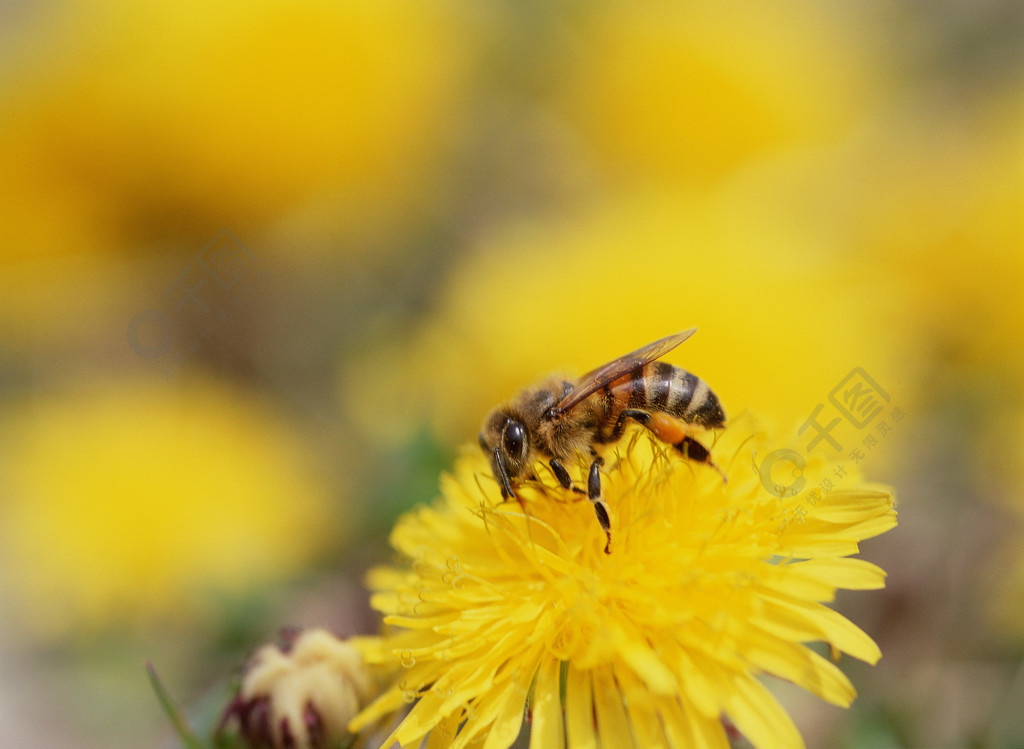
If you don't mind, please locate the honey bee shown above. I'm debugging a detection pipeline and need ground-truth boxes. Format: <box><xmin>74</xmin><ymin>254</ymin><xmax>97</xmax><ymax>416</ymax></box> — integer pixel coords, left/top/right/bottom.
<box><xmin>479</xmin><ymin>329</ymin><xmax>725</xmax><ymax>553</ymax></box>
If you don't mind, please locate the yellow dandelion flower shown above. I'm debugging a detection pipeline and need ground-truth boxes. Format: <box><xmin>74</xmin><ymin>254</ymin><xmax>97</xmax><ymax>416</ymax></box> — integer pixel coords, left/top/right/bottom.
<box><xmin>350</xmin><ymin>421</ymin><xmax>896</xmax><ymax>748</ymax></box>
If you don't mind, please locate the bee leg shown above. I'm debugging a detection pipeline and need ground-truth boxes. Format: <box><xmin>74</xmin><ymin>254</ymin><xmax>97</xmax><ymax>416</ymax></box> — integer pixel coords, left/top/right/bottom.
<box><xmin>632</xmin><ymin>411</ymin><xmax>728</xmax><ymax>484</ymax></box>
<box><xmin>549</xmin><ymin>459</ymin><xmax>588</xmax><ymax>504</ymax></box>
<box><xmin>610</xmin><ymin>409</ymin><xmax>652</xmax><ymax>441</ymax></box>
<box><xmin>549</xmin><ymin>458</ymin><xmax>574</xmax><ymax>490</ymax></box>
<box><xmin>587</xmin><ymin>457</ymin><xmax>613</xmax><ymax>554</ymax></box>
<box><xmin>675</xmin><ymin>436</ymin><xmax>727</xmax><ymax>483</ymax></box>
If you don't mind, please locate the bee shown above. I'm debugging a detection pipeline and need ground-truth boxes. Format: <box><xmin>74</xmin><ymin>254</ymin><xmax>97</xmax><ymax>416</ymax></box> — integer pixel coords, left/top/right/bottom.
<box><xmin>479</xmin><ymin>329</ymin><xmax>725</xmax><ymax>553</ymax></box>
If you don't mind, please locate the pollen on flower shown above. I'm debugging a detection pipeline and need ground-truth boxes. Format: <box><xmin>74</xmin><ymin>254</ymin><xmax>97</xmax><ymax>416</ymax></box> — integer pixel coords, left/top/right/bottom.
<box><xmin>225</xmin><ymin>628</ymin><xmax>378</xmax><ymax>749</ymax></box>
<box><xmin>350</xmin><ymin>418</ymin><xmax>896</xmax><ymax>749</ymax></box>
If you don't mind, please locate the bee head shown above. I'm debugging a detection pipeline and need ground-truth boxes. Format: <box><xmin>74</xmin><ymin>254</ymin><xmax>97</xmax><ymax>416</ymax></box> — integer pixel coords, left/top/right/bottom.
<box><xmin>479</xmin><ymin>409</ymin><xmax>531</xmax><ymax>498</ymax></box>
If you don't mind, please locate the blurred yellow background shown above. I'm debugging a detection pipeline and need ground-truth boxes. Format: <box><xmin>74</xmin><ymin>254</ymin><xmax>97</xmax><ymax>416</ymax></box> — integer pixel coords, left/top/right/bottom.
<box><xmin>0</xmin><ymin>1</ymin><xmax>1020</xmax><ymax>747</ymax></box>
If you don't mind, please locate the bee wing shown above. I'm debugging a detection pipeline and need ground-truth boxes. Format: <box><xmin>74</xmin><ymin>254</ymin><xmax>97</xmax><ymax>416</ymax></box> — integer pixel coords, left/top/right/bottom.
<box><xmin>551</xmin><ymin>329</ymin><xmax>697</xmax><ymax>414</ymax></box>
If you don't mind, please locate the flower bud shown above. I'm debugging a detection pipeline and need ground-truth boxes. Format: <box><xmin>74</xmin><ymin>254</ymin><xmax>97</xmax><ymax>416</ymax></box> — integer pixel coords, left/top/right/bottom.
<box><xmin>226</xmin><ymin>628</ymin><xmax>377</xmax><ymax>748</ymax></box>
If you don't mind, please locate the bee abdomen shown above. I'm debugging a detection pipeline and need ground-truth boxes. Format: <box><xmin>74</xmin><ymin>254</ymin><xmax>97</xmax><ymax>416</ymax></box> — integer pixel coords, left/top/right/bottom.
<box><xmin>600</xmin><ymin>362</ymin><xmax>725</xmax><ymax>441</ymax></box>
<box><xmin>652</xmin><ymin>362</ymin><xmax>725</xmax><ymax>427</ymax></box>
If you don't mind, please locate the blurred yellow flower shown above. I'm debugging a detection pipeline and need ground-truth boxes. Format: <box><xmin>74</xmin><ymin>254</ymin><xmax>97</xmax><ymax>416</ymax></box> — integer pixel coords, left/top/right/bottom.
<box><xmin>351</xmin><ymin>422</ymin><xmax>896</xmax><ymax>748</ymax></box>
<box><xmin>0</xmin><ymin>0</ymin><xmax>480</xmax><ymax>356</ymax></box>
<box><xmin>878</xmin><ymin>96</ymin><xmax>1024</xmax><ymax>385</ymax></box>
<box><xmin>738</xmin><ymin>82</ymin><xmax>1024</xmax><ymax>391</ymax></box>
<box><xmin>0</xmin><ymin>0</ymin><xmax>474</xmax><ymax>262</ymax></box>
<box><xmin>0</xmin><ymin>377</ymin><xmax>341</xmax><ymax>641</ymax></box>
<box><xmin>551</xmin><ymin>0</ymin><xmax>888</xmax><ymax>186</ymax></box>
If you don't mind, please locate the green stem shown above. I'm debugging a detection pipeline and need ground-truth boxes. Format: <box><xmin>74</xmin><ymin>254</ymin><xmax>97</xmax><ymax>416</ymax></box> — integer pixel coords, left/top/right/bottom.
<box><xmin>146</xmin><ymin>661</ymin><xmax>207</xmax><ymax>749</ymax></box>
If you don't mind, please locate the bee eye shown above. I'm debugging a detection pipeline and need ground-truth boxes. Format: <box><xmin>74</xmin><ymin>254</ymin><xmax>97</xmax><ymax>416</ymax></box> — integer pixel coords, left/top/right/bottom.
<box><xmin>502</xmin><ymin>420</ymin><xmax>527</xmax><ymax>460</ymax></box>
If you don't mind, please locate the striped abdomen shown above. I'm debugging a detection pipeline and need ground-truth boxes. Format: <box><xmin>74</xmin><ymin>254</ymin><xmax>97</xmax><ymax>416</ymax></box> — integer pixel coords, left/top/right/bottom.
<box><xmin>596</xmin><ymin>361</ymin><xmax>725</xmax><ymax>442</ymax></box>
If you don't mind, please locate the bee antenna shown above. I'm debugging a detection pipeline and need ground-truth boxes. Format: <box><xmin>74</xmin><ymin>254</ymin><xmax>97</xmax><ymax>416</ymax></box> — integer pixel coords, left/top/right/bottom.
<box><xmin>492</xmin><ymin>448</ymin><xmax>516</xmax><ymax>500</ymax></box>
